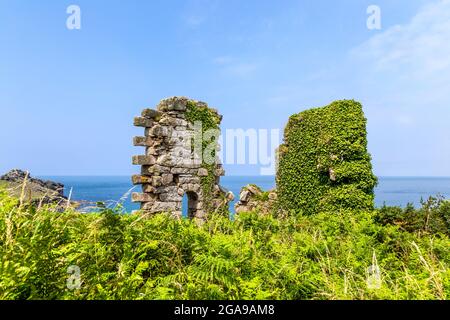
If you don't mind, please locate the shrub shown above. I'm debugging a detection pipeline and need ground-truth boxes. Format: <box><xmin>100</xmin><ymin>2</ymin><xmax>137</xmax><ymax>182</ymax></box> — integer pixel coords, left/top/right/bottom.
<box><xmin>0</xmin><ymin>190</ymin><xmax>448</xmax><ymax>300</ymax></box>
<box><xmin>377</xmin><ymin>196</ymin><xmax>450</xmax><ymax>236</ymax></box>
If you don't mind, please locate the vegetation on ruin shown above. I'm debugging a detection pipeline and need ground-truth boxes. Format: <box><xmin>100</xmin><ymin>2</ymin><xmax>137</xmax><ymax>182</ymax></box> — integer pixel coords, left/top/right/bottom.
<box><xmin>185</xmin><ymin>101</ymin><xmax>226</xmax><ymax>214</ymax></box>
<box><xmin>1</xmin><ymin>188</ymin><xmax>449</xmax><ymax>300</ymax></box>
<box><xmin>277</xmin><ymin>100</ymin><xmax>378</xmax><ymax>215</ymax></box>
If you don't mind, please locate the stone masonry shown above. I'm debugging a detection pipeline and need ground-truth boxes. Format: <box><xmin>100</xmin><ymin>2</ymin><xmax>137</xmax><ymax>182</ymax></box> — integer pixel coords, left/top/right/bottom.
<box><xmin>131</xmin><ymin>97</ymin><xmax>233</xmax><ymax>220</ymax></box>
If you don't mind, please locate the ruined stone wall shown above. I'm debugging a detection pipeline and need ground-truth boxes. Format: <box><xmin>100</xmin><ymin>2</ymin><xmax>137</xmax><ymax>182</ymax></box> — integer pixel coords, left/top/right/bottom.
<box><xmin>131</xmin><ymin>97</ymin><xmax>233</xmax><ymax>221</ymax></box>
<box><xmin>234</xmin><ymin>184</ymin><xmax>277</xmax><ymax>215</ymax></box>
<box><xmin>276</xmin><ymin>100</ymin><xmax>377</xmax><ymax>215</ymax></box>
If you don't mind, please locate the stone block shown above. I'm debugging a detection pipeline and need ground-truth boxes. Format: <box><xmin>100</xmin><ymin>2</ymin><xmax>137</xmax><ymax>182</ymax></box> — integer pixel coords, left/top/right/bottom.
<box><xmin>159</xmin><ymin>116</ymin><xmax>188</xmax><ymax>127</ymax></box>
<box><xmin>134</xmin><ymin>117</ymin><xmax>154</xmax><ymax>128</ymax></box>
<box><xmin>157</xmin><ymin>154</ymin><xmax>173</xmax><ymax>166</ymax></box>
<box><xmin>142</xmin><ymin>184</ymin><xmax>156</xmax><ymax>193</ymax></box>
<box><xmin>170</xmin><ymin>167</ymin><xmax>198</xmax><ymax>175</ymax></box>
<box><xmin>151</xmin><ymin>176</ymin><xmax>161</xmax><ymax>187</ymax></box>
<box><xmin>159</xmin><ymin>193</ymin><xmax>182</xmax><ymax>202</ymax></box>
<box><xmin>133</xmin><ymin>136</ymin><xmax>154</xmax><ymax>147</ymax></box>
<box><xmin>215</xmin><ymin>167</ymin><xmax>225</xmax><ymax>177</ymax></box>
<box><xmin>141</xmin><ymin>108</ymin><xmax>162</xmax><ymax>120</ymax></box>
<box><xmin>132</xmin><ymin>175</ymin><xmax>152</xmax><ymax>185</ymax></box>
<box><xmin>161</xmin><ymin>173</ymin><xmax>173</xmax><ymax>186</ymax></box>
<box><xmin>132</xmin><ymin>192</ymin><xmax>156</xmax><ymax>203</ymax></box>
<box><xmin>178</xmin><ymin>175</ymin><xmax>200</xmax><ymax>184</ymax></box>
<box><xmin>146</xmin><ymin>145</ymin><xmax>165</xmax><ymax>156</ymax></box>
<box><xmin>148</xmin><ymin>125</ymin><xmax>170</xmax><ymax>137</ymax></box>
<box><xmin>246</xmin><ymin>185</ymin><xmax>262</xmax><ymax>195</ymax></box>
<box><xmin>182</xmin><ymin>183</ymin><xmax>200</xmax><ymax>193</ymax></box>
<box><xmin>132</xmin><ymin>155</ymin><xmax>156</xmax><ymax>165</ymax></box>
<box><xmin>240</xmin><ymin>190</ymin><xmax>250</xmax><ymax>202</ymax></box>
<box><xmin>142</xmin><ymin>201</ymin><xmax>178</xmax><ymax>212</ymax></box>
<box><xmin>158</xmin><ymin>97</ymin><xmax>187</xmax><ymax>112</ymax></box>
<box><xmin>141</xmin><ymin>165</ymin><xmax>170</xmax><ymax>175</ymax></box>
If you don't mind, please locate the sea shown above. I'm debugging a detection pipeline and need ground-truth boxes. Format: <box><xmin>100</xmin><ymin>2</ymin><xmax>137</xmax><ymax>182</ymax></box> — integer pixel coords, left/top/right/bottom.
<box><xmin>39</xmin><ymin>176</ymin><xmax>450</xmax><ymax>213</ymax></box>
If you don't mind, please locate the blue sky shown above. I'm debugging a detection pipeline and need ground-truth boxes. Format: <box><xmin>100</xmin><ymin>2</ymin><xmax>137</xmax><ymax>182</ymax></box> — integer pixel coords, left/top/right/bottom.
<box><xmin>1</xmin><ymin>0</ymin><xmax>449</xmax><ymax>176</ymax></box>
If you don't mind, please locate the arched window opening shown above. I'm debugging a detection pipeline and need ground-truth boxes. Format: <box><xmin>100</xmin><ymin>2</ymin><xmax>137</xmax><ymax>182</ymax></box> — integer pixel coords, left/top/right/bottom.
<box><xmin>181</xmin><ymin>191</ymin><xmax>198</xmax><ymax>219</ymax></box>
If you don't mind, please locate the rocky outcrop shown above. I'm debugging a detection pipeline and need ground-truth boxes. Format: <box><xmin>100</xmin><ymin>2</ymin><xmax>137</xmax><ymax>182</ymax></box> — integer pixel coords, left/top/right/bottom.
<box><xmin>0</xmin><ymin>169</ymin><xmax>72</xmax><ymax>207</ymax></box>
<box><xmin>234</xmin><ymin>184</ymin><xmax>277</xmax><ymax>215</ymax></box>
<box><xmin>131</xmin><ymin>97</ymin><xmax>233</xmax><ymax>220</ymax></box>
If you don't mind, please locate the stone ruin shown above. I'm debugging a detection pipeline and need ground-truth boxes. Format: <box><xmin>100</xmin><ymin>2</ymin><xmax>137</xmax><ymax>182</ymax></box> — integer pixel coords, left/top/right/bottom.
<box><xmin>131</xmin><ymin>97</ymin><xmax>234</xmax><ymax>221</ymax></box>
<box><xmin>131</xmin><ymin>98</ymin><xmax>375</xmax><ymax>219</ymax></box>
<box><xmin>234</xmin><ymin>184</ymin><xmax>277</xmax><ymax>215</ymax></box>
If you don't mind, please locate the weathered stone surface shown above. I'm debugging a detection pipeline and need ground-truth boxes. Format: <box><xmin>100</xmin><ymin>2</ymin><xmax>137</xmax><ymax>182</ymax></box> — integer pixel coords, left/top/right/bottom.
<box><xmin>246</xmin><ymin>184</ymin><xmax>262</xmax><ymax>195</ymax></box>
<box><xmin>240</xmin><ymin>190</ymin><xmax>250</xmax><ymax>202</ymax></box>
<box><xmin>170</xmin><ymin>167</ymin><xmax>198</xmax><ymax>175</ymax></box>
<box><xmin>142</xmin><ymin>201</ymin><xmax>179</xmax><ymax>212</ymax></box>
<box><xmin>131</xmin><ymin>192</ymin><xmax>157</xmax><ymax>203</ymax></box>
<box><xmin>155</xmin><ymin>185</ymin><xmax>179</xmax><ymax>195</ymax></box>
<box><xmin>159</xmin><ymin>192</ymin><xmax>182</xmax><ymax>202</ymax></box>
<box><xmin>156</xmin><ymin>154</ymin><xmax>173</xmax><ymax>166</ymax></box>
<box><xmin>184</xmin><ymin>183</ymin><xmax>201</xmax><ymax>193</ymax></box>
<box><xmin>133</xmin><ymin>136</ymin><xmax>154</xmax><ymax>147</ymax></box>
<box><xmin>161</xmin><ymin>173</ymin><xmax>173</xmax><ymax>186</ymax></box>
<box><xmin>132</xmin><ymin>97</ymin><xmax>232</xmax><ymax>220</ymax></box>
<box><xmin>134</xmin><ymin>117</ymin><xmax>154</xmax><ymax>128</ymax></box>
<box><xmin>234</xmin><ymin>184</ymin><xmax>276</xmax><ymax>216</ymax></box>
<box><xmin>146</xmin><ymin>146</ymin><xmax>164</xmax><ymax>156</ymax></box>
<box><xmin>215</xmin><ymin>167</ymin><xmax>225</xmax><ymax>176</ymax></box>
<box><xmin>152</xmin><ymin>176</ymin><xmax>162</xmax><ymax>187</ymax></box>
<box><xmin>141</xmin><ymin>108</ymin><xmax>162</xmax><ymax>120</ymax></box>
<box><xmin>131</xmin><ymin>175</ymin><xmax>152</xmax><ymax>185</ymax></box>
<box><xmin>159</xmin><ymin>116</ymin><xmax>187</xmax><ymax>127</ymax></box>
<box><xmin>157</xmin><ymin>96</ymin><xmax>188</xmax><ymax>112</ymax></box>
<box><xmin>178</xmin><ymin>175</ymin><xmax>200</xmax><ymax>184</ymax></box>
<box><xmin>132</xmin><ymin>155</ymin><xmax>156</xmax><ymax>165</ymax></box>
<box><xmin>142</xmin><ymin>184</ymin><xmax>156</xmax><ymax>193</ymax></box>
<box><xmin>141</xmin><ymin>165</ymin><xmax>171</xmax><ymax>175</ymax></box>
<box><xmin>147</xmin><ymin>125</ymin><xmax>170</xmax><ymax>137</ymax></box>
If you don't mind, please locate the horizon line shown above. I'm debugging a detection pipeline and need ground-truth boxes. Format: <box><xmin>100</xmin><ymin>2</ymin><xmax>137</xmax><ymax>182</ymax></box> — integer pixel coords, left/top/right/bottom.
<box><xmin>35</xmin><ymin>175</ymin><xmax>450</xmax><ymax>178</ymax></box>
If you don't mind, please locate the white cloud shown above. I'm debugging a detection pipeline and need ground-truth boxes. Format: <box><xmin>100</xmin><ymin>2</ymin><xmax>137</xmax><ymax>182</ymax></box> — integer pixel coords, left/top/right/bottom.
<box><xmin>350</xmin><ymin>0</ymin><xmax>450</xmax><ymax>175</ymax></box>
<box><xmin>353</xmin><ymin>0</ymin><xmax>450</xmax><ymax>82</ymax></box>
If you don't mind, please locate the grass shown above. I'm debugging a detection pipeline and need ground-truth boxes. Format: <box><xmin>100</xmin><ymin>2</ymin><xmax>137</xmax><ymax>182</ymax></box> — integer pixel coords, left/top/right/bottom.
<box><xmin>0</xmin><ymin>186</ymin><xmax>449</xmax><ymax>300</ymax></box>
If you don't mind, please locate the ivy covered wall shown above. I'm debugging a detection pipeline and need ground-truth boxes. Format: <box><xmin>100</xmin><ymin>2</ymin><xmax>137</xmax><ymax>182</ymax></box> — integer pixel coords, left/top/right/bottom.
<box><xmin>185</xmin><ymin>100</ymin><xmax>227</xmax><ymax>215</ymax></box>
<box><xmin>276</xmin><ymin>100</ymin><xmax>377</xmax><ymax>215</ymax></box>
